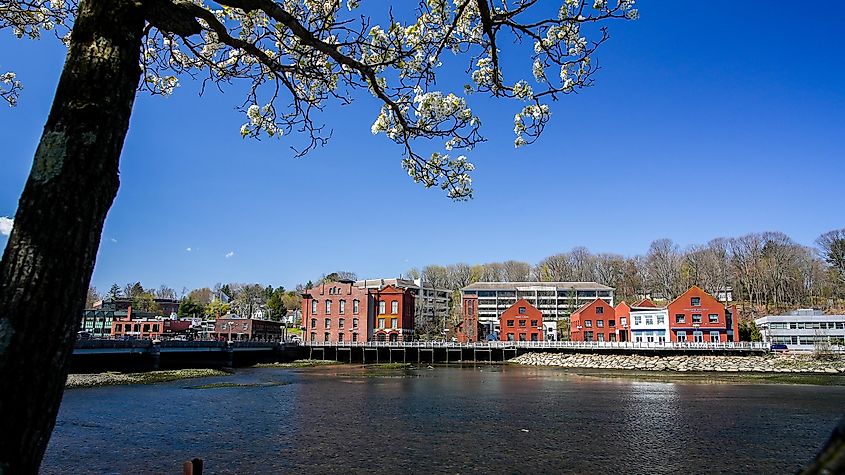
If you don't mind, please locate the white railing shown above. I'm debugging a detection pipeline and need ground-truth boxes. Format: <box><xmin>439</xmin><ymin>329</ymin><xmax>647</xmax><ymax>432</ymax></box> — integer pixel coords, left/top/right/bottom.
<box><xmin>300</xmin><ymin>341</ymin><xmax>770</xmax><ymax>351</ymax></box>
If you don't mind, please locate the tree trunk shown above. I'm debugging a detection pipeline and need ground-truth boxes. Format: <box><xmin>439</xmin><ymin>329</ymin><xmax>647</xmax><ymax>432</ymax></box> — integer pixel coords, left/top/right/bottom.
<box><xmin>0</xmin><ymin>0</ymin><xmax>144</xmax><ymax>471</ymax></box>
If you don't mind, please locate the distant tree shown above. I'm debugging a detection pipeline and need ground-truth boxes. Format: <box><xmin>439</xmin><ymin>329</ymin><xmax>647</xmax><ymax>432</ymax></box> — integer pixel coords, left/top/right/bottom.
<box><xmin>187</xmin><ymin>287</ymin><xmax>214</xmax><ymax>306</ymax></box>
<box><xmin>282</xmin><ymin>291</ymin><xmax>301</xmax><ymax>313</ymax></box>
<box><xmin>131</xmin><ymin>292</ymin><xmax>162</xmax><ymax>314</ymax></box>
<box><xmin>85</xmin><ymin>286</ymin><xmax>100</xmax><ymax>308</ymax></box>
<box><xmin>266</xmin><ymin>287</ymin><xmax>287</xmax><ymax>320</ymax></box>
<box><xmin>177</xmin><ymin>299</ymin><xmax>204</xmax><ymax>319</ymax></box>
<box><xmin>107</xmin><ymin>283</ymin><xmax>122</xmax><ymax>299</ymax></box>
<box><xmin>305</xmin><ymin>281</ymin><xmax>314</xmax><ymax>290</ymax></box>
<box><xmin>206</xmin><ymin>300</ymin><xmax>232</xmax><ymax>318</ymax></box>
<box><xmin>501</xmin><ymin>260</ymin><xmax>531</xmax><ymax>282</ymax></box>
<box><xmin>156</xmin><ymin>285</ymin><xmax>176</xmax><ymax>300</ymax></box>
<box><xmin>124</xmin><ymin>282</ymin><xmax>145</xmax><ymax>300</ymax></box>
<box><xmin>817</xmin><ymin>228</ymin><xmax>845</xmax><ymax>286</ymax></box>
<box><xmin>322</xmin><ymin>271</ymin><xmax>357</xmax><ymax>283</ymax></box>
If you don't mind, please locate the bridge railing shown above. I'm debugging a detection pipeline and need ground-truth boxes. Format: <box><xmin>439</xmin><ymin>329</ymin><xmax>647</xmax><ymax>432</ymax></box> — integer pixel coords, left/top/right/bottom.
<box><xmin>299</xmin><ymin>341</ymin><xmax>769</xmax><ymax>351</ymax></box>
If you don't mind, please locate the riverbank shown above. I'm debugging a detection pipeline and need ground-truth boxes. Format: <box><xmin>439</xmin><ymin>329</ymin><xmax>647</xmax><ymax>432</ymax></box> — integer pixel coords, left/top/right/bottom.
<box><xmin>510</xmin><ymin>352</ymin><xmax>845</xmax><ymax>374</ymax></box>
<box><xmin>65</xmin><ymin>369</ymin><xmax>229</xmax><ymax>389</ymax></box>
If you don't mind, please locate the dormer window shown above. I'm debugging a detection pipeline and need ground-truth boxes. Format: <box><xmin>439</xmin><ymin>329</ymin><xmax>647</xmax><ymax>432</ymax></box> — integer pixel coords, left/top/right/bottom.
<box><xmin>691</xmin><ymin>297</ymin><xmax>701</xmax><ymax>306</ymax></box>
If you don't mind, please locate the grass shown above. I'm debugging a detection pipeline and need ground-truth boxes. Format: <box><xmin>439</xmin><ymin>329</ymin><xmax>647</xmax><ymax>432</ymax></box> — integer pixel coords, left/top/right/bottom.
<box><xmin>66</xmin><ymin>368</ymin><xmax>230</xmax><ymax>389</ymax></box>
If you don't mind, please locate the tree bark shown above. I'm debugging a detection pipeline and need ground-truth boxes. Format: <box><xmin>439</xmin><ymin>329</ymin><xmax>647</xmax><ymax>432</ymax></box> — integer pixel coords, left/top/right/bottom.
<box><xmin>0</xmin><ymin>0</ymin><xmax>144</xmax><ymax>471</ymax></box>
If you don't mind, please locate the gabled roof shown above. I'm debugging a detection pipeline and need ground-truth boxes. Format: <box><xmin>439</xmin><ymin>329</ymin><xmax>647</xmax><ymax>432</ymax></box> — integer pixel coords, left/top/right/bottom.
<box><xmin>633</xmin><ymin>298</ymin><xmax>657</xmax><ymax>308</ymax></box>
<box><xmin>665</xmin><ymin>286</ymin><xmax>719</xmax><ymax>308</ymax></box>
<box><xmin>571</xmin><ymin>298</ymin><xmax>612</xmax><ymax>316</ymax></box>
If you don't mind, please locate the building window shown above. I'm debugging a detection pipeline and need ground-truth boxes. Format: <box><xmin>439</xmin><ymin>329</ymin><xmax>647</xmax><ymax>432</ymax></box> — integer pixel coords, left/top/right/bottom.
<box><xmin>677</xmin><ymin>331</ymin><xmax>687</xmax><ymax>342</ymax></box>
<box><xmin>519</xmin><ymin>333</ymin><xmax>527</xmax><ymax>341</ymax></box>
<box><xmin>352</xmin><ymin>333</ymin><xmax>358</xmax><ymax>342</ymax></box>
<box><xmin>620</xmin><ymin>317</ymin><xmax>627</xmax><ymax>326</ymax></box>
<box><xmin>338</xmin><ymin>333</ymin><xmax>344</xmax><ymax>342</ymax></box>
<box><xmin>143</xmin><ymin>324</ymin><xmax>150</xmax><ymax>332</ymax></box>
<box><xmin>339</xmin><ymin>300</ymin><xmax>346</xmax><ymax>314</ymax></box>
<box><xmin>324</xmin><ymin>332</ymin><xmax>330</xmax><ymax>342</ymax></box>
<box><xmin>596</xmin><ymin>306</ymin><xmax>604</xmax><ymax>315</ymax></box>
<box><xmin>634</xmin><ymin>316</ymin><xmax>642</xmax><ymax>325</ymax></box>
<box><xmin>692</xmin><ymin>314</ymin><xmax>702</xmax><ymax>324</ymax></box>
<box><xmin>531</xmin><ymin>320</ymin><xmax>538</xmax><ymax>327</ymax></box>
<box><xmin>507</xmin><ymin>320</ymin><xmax>515</xmax><ymax>327</ymax></box>
<box><xmin>325</xmin><ymin>318</ymin><xmax>331</xmax><ymax>329</ymax></box>
<box><xmin>597</xmin><ymin>333</ymin><xmax>605</xmax><ymax>342</ymax></box>
<box><xmin>310</xmin><ymin>318</ymin><xmax>316</xmax><ymax>329</ymax></box>
<box><xmin>710</xmin><ymin>331</ymin><xmax>720</xmax><ymax>342</ymax></box>
<box><xmin>312</xmin><ymin>300</ymin><xmax>318</xmax><ymax>314</ymax></box>
<box><xmin>691</xmin><ymin>297</ymin><xmax>701</xmax><ymax>307</ymax></box>
<box><xmin>675</xmin><ymin>314</ymin><xmax>685</xmax><ymax>324</ymax></box>
<box><xmin>609</xmin><ymin>320</ymin><xmax>616</xmax><ymax>327</ymax></box>
<box><xmin>391</xmin><ymin>301</ymin><xmax>398</xmax><ymax>314</ymax></box>
<box><xmin>519</xmin><ymin>307</ymin><xmax>526</xmax><ymax>314</ymax></box>
<box><xmin>693</xmin><ymin>331</ymin><xmax>704</xmax><ymax>343</ymax></box>
<box><xmin>657</xmin><ymin>315</ymin><xmax>665</xmax><ymax>324</ymax></box>
<box><xmin>708</xmin><ymin>314</ymin><xmax>719</xmax><ymax>323</ymax></box>
<box><xmin>339</xmin><ymin>318</ymin><xmax>345</xmax><ymax>329</ymax></box>
<box><xmin>115</xmin><ymin>324</ymin><xmax>122</xmax><ymax>332</ymax></box>
<box><xmin>325</xmin><ymin>300</ymin><xmax>332</xmax><ymax>314</ymax></box>
<box><xmin>585</xmin><ymin>320</ymin><xmax>592</xmax><ymax>328</ymax></box>
<box><xmin>645</xmin><ymin>317</ymin><xmax>653</xmax><ymax>325</ymax></box>
<box><xmin>353</xmin><ymin>299</ymin><xmax>360</xmax><ymax>314</ymax></box>
<box><xmin>152</xmin><ymin>324</ymin><xmax>159</xmax><ymax>332</ymax></box>
<box><xmin>585</xmin><ymin>331</ymin><xmax>594</xmax><ymax>342</ymax></box>
<box><xmin>391</xmin><ymin>318</ymin><xmax>398</xmax><ymax>329</ymax></box>
<box><xmin>379</xmin><ymin>301</ymin><xmax>385</xmax><ymax>314</ymax></box>
<box><xmin>519</xmin><ymin>320</ymin><xmax>526</xmax><ymax>327</ymax></box>
<box><xmin>353</xmin><ymin>318</ymin><xmax>359</xmax><ymax>329</ymax></box>
<box><xmin>597</xmin><ymin>320</ymin><xmax>604</xmax><ymax>328</ymax></box>
<box><xmin>378</xmin><ymin>318</ymin><xmax>385</xmax><ymax>329</ymax></box>
<box><xmin>310</xmin><ymin>332</ymin><xmax>316</xmax><ymax>342</ymax></box>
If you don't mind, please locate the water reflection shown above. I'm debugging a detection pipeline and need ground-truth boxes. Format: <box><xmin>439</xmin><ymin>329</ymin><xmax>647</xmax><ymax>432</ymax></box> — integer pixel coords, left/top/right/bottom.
<box><xmin>43</xmin><ymin>366</ymin><xmax>845</xmax><ymax>474</ymax></box>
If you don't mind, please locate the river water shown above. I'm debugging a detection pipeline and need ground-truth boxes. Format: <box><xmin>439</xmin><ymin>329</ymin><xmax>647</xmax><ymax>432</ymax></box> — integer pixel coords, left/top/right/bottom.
<box><xmin>43</xmin><ymin>366</ymin><xmax>845</xmax><ymax>474</ymax></box>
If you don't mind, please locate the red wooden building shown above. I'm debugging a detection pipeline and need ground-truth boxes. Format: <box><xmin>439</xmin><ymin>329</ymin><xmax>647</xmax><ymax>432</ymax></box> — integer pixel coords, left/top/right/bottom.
<box><xmin>666</xmin><ymin>286</ymin><xmax>738</xmax><ymax>343</ymax></box>
<box><xmin>499</xmin><ymin>299</ymin><xmax>544</xmax><ymax>342</ymax></box>
<box><xmin>569</xmin><ymin>299</ymin><xmax>617</xmax><ymax>342</ymax></box>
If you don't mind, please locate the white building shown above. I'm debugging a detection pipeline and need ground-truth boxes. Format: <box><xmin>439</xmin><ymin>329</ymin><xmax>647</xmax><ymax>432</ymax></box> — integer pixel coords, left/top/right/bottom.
<box><xmin>628</xmin><ymin>307</ymin><xmax>670</xmax><ymax>344</ymax></box>
<box><xmin>755</xmin><ymin>309</ymin><xmax>845</xmax><ymax>352</ymax></box>
<box><xmin>461</xmin><ymin>281</ymin><xmax>614</xmax><ymax>340</ymax></box>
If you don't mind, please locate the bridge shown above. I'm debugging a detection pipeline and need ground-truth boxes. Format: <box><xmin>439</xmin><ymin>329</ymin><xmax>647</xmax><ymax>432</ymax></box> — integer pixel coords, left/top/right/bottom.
<box><xmin>72</xmin><ymin>340</ymin><xmax>303</xmax><ymax>371</ymax></box>
<box><xmin>301</xmin><ymin>341</ymin><xmax>770</xmax><ymax>364</ymax></box>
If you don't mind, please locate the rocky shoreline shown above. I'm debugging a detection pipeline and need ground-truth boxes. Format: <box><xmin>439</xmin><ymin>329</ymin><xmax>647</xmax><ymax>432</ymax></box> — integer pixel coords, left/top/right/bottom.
<box><xmin>509</xmin><ymin>352</ymin><xmax>845</xmax><ymax>374</ymax></box>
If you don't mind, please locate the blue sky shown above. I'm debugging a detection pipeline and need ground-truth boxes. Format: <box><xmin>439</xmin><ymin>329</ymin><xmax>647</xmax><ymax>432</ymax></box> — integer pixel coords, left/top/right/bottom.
<box><xmin>1</xmin><ymin>2</ymin><xmax>844</xmax><ymax>292</ymax></box>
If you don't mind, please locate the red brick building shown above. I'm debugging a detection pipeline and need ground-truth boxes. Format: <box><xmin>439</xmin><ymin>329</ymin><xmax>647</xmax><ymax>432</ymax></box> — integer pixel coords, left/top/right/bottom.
<box><xmin>301</xmin><ymin>280</ymin><xmax>370</xmax><ymax>343</ymax></box>
<box><xmin>666</xmin><ymin>286</ymin><xmax>739</xmax><ymax>343</ymax></box>
<box><xmin>369</xmin><ymin>284</ymin><xmax>415</xmax><ymax>341</ymax></box>
<box><xmin>569</xmin><ymin>299</ymin><xmax>617</xmax><ymax>342</ymax></box>
<box><xmin>211</xmin><ymin>316</ymin><xmax>284</xmax><ymax>341</ymax></box>
<box><xmin>499</xmin><ymin>299</ymin><xmax>544</xmax><ymax>342</ymax></box>
<box><xmin>111</xmin><ymin>313</ymin><xmax>192</xmax><ymax>340</ymax></box>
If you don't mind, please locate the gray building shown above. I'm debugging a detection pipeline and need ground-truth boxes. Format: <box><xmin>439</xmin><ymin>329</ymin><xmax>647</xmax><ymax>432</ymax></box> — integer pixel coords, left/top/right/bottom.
<box><xmin>461</xmin><ymin>281</ymin><xmax>614</xmax><ymax>339</ymax></box>
<box><xmin>755</xmin><ymin>309</ymin><xmax>845</xmax><ymax>351</ymax></box>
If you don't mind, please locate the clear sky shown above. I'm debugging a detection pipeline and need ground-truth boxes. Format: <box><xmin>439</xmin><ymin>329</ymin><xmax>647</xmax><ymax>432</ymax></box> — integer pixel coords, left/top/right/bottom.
<box><xmin>1</xmin><ymin>2</ymin><xmax>844</xmax><ymax>292</ymax></box>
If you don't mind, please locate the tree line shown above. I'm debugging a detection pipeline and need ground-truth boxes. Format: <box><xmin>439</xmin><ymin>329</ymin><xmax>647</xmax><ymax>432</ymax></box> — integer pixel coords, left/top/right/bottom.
<box><xmin>406</xmin><ymin>228</ymin><xmax>845</xmax><ymax>317</ymax></box>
